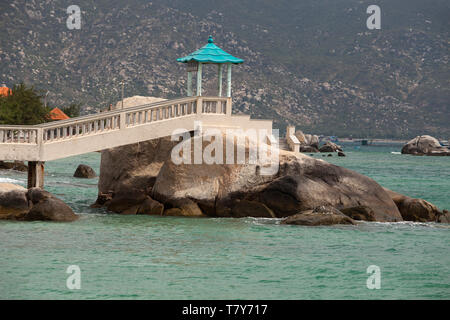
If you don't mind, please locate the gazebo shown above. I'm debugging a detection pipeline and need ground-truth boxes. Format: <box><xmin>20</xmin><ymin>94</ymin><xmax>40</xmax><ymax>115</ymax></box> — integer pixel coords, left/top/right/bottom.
<box><xmin>177</xmin><ymin>36</ymin><xmax>244</xmax><ymax>97</ymax></box>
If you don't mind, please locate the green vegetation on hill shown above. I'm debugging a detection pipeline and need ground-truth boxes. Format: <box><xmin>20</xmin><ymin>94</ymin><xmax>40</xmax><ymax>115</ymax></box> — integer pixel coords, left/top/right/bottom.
<box><xmin>0</xmin><ymin>0</ymin><xmax>448</xmax><ymax>138</ymax></box>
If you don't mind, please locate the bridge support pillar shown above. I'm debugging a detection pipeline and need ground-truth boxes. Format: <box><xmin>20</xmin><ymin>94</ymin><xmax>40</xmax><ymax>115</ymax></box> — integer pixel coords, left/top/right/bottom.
<box><xmin>27</xmin><ymin>161</ymin><xmax>45</xmax><ymax>189</ymax></box>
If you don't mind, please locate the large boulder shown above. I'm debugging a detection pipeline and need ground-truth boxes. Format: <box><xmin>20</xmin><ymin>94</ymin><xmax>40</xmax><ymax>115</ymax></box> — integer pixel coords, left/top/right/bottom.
<box><xmin>401</xmin><ymin>135</ymin><xmax>450</xmax><ymax>156</ymax></box>
<box><xmin>281</xmin><ymin>206</ymin><xmax>355</xmax><ymax>226</ymax></box>
<box><xmin>150</xmin><ymin>134</ymin><xmax>402</xmax><ymax>221</ymax></box>
<box><xmin>94</xmin><ymin>136</ymin><xmax>178</xmax><ymax>214</ymax></box>
<box><xmin>97</xmin><ymin>136</ymin><xmax>179</xmax><ymax>198</ymax></box>
<box><xmin>73</xmin><ymin>164</ymin><xmax>97</xmax><ymax>178</ymax></box>
<box><xmin>0</xmin><ymin>184</ymin><xmax>78</xmax><ymax>222</ymax></box>
<box><xmin>384</xmin><ymin>188</ymin><xmax>446</xmax><ymax>222</ymax></box>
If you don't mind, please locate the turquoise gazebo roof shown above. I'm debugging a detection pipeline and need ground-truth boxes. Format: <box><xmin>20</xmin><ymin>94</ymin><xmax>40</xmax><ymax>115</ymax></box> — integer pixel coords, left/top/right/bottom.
<box><xmin>177</xmin><ymin>36</ymin><xmax>244</xmax><ymax>64</ymax></box>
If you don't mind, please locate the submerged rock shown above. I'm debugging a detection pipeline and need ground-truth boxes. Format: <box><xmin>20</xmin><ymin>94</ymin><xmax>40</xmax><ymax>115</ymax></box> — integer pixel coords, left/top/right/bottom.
<box><xmin>0</xmin><ymin>184</ymin><xmax>78</xmax><ymax>222</ymax></box>
<box><xmin>401</xmin><ymin>135</ymin><xmax>450</xmax><ymax>156</ymax></box>
<box><xmin>73</xmin><ymin>164</ymin><xmax>97</xmax><ymax>178</ymax></box>
<box><xmin>281</xmin><ymin>206</ymin><xmax>355</xmax><ymax>226</ymax></box>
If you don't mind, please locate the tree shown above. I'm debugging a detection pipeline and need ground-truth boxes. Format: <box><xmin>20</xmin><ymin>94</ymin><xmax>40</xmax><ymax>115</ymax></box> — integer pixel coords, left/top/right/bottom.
<box><xmin>61</xmin><ymin>103</ymin><xmax>81</xmax><ymax>118</ymax></box>
<box><xmin>0</xmin><ymin>83</ymin><xmax>50</xmax><ymax>125</ymax></box>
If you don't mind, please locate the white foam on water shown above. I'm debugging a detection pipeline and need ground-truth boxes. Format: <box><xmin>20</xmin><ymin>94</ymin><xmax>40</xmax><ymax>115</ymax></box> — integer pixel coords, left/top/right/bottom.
<box><xmin>0</xmin><ymin>177</ymin><xmax>24</xmax><ymax>184</ymax></box>
<box><xmin>391</xmin><ymin>152</ymin><xmax>401</xmax><ymax>154</ymax></box>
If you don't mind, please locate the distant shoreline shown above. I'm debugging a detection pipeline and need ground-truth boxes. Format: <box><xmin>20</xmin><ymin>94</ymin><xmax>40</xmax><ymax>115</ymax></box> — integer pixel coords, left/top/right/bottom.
<box><xmin>338</xmin><ymin>138</ymin><xmax>407</xmax><ymax>144</ymax></box>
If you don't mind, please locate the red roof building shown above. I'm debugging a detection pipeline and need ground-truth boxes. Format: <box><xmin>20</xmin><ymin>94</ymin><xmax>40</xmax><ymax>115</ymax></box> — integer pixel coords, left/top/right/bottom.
<box><xmin>0</xmin><ymin>86</ymin><xmax>11</xmax><ymax>97</ymax></box>
<box><xmin>49</xmin><ymin>107</ymin><xmax>70</xmax><ymax>120</ymax></box>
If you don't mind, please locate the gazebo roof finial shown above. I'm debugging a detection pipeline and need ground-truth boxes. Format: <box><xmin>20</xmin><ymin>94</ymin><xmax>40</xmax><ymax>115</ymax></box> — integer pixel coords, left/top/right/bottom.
<box><xmin>208</xmin><ymin>35</ymin><xmax>214</xmax><ymax>43</ymax></box>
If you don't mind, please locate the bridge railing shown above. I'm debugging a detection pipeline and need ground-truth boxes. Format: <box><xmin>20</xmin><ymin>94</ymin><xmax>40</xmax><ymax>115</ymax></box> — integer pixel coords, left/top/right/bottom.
<box><xmin>0</xmin><ymin>96</ymin><xmax>231</xmax><ymax>145</ymax></box>
<box><xmin>0</xmin><ymin>125</ymin><xmax>40</xmax><ymax>144</ymax></box>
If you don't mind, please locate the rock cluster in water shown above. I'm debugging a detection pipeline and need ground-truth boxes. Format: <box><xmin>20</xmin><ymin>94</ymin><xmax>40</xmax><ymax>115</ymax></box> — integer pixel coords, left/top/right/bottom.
<box><xmin>94</xmin><ymin>134</ymin><xmax>449</xmax><ymax>225</ymax></box>
<box><xmin>295</xmin><ymin>130</ymin><xmax>320</xmax><ymax>153</ymax></box>
<box><xmin>0</xmin><ymin>161</ymin><xmax>28</xmax><ymax>172</ymax></box>
<box><xmin>0</xmin><ymin>183</ymin><xmax>78</xmax><ymax>222</ymax></box>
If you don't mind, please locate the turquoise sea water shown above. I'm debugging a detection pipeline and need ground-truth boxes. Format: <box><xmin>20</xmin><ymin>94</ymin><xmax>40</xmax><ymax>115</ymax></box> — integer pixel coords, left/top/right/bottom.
<box><xmin>0</xmin><ymin>144</ymin><xmax>449</xmax><ymax>299</ymax></box>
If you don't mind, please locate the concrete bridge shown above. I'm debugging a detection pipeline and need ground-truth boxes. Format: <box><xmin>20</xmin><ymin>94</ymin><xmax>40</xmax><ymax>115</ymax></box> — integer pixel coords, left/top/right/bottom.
<box><xmin>0</xmin><ymin>96</ymin><xmax>276</xmax><ymax>188</ymax></box>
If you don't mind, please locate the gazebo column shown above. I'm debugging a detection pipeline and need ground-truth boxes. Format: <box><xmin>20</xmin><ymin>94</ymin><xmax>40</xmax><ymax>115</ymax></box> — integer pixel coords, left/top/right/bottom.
<box><xmin>197</xmin><ymin>62</ymin><xmax>203</xmax><ymax>96</ymax></box>
<box><xmin>187</xmin><ymin>71</ymin><xmax>193</xmax><ymax>96</ymax></box>
<box><xmin>226</xmin><ymin>63</ymin><xmax>232</xmax><ymax>97</ymax></box>
<box><xmin>217</xmin><ymin>64</ymin><xmax>223</xmax><ymax>97</ymax></box>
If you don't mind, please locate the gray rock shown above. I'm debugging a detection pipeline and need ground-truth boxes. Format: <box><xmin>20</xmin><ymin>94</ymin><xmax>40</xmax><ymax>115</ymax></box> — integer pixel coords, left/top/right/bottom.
<box><xmin>73</xmin><ymin>164</ymin><xmax>97</xmax><ymax>178</ymax></box>
<box><xmin>0</xmin><ymin>184</ymin><xmax>78</xmax><ymax>222</ymax></box>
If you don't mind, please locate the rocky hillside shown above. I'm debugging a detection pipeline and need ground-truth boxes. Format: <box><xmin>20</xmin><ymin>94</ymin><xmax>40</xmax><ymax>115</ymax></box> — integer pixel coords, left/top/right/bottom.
<box><xmin>0</xmin><ymin>0</ymin><xmax>449</xmax><ymax>138</ymax></box>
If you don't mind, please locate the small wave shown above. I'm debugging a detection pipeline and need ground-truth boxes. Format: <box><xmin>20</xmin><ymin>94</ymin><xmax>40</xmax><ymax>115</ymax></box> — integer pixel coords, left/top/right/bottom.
<box><xmin>363</xmin><ymin>220</ymin><xmax>449</xmax><ymax>229</ymax></box>
<box><xmin>0</xmin><ymin>177</ymin><xmax>24</xmax><ymax>184</ymax></box>
<box><xmin>391</xmin><ymin>152</ymin><xmax>401</xmax><ymax>154</ymax></box>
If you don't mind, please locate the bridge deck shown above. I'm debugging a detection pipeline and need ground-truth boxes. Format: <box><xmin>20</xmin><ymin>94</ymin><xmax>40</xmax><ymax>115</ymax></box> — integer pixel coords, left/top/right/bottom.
<box><xmin>0</xmin><ymin>96</ymin><xmax>273</xmax><ymax>162</ymax></box>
